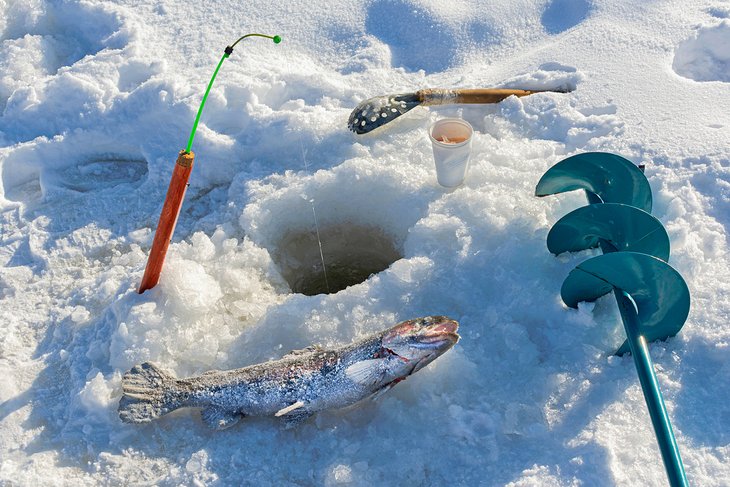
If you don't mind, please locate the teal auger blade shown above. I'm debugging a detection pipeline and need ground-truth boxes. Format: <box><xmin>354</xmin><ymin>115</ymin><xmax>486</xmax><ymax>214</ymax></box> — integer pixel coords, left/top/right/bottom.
<box><xmin>535</xmin><ymin>152</ymin><xmax>652</xmax><ymax>212</ymax></box>
<box><xmin>561</xmin><ymin>252</ymin><xmax>690</xmax><ymax>355</ymax></box>
<box><xmin>547</xmin><ymin>203</ymin><xmax>670</xmax><ymax>261</ymax></box>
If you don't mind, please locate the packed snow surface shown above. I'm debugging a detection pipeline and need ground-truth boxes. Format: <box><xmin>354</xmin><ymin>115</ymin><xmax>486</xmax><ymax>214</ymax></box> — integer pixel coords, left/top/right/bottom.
<box><xmin>1</xmin><ymin>0</ymin><xmax>729</xmax><ymax>485</ymax></box>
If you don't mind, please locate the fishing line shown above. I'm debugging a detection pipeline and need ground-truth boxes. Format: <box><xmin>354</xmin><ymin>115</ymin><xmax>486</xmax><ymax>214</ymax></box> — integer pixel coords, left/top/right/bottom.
<box><xmin>298</xmin><ymin>134</ymin><xmax>331</xmax><ymax>294</ymax></box>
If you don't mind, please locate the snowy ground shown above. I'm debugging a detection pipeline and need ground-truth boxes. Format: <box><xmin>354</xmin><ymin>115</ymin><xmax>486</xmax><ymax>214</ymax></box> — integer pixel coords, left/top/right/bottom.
<box><xmin>1</xmin><ymin>0</ymin><xmax>729</xmax><ymax>485</ymax></box>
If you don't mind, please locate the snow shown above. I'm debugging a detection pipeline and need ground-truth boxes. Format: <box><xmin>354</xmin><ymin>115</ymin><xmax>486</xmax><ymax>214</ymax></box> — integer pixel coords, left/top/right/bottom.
<box><xmin>673</xmin><ymin>20</ymin><xmax>730</xmax><ymax>83</ymax></box>
<box><xmin>1</xmin><ymin>0</ymin><xmax>729</xmax><ymax>485</ymax></box>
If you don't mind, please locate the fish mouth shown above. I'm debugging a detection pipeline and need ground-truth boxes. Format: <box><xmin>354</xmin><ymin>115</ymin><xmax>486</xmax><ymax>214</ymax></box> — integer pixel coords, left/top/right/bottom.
<box><xmin>421</xmin><ymin>318</ymin><xmax>460</xmax><ymax>344</ymax></box>
<box><xmin>382</xmin><ymin>317</ymin><xmax>460</xmax><ymax>354</ymax></box>
<box><xmin>412</xmin><ymin>317</ymin><xmax>459</xmax><ymax>350</ymax></box>
<box><xmin>380</xmin><ymin>317</ymin><xmax>459</xmax><ymax>375</ymax></box>
<box><xmin>383</xmin><ymin>316</ymin><xmax>460</xmax><ymax>346</ymax></box>
<box><xmin>408</xmin><ymin>319</ymin><xmax>458</xmax><ymax>373</ymax></box>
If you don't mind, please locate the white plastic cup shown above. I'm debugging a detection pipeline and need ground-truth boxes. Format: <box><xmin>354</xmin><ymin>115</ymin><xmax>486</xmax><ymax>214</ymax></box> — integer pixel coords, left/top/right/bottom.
<box><xmin>429</xmin><ymin>118</ymin><xmax>474</xmax><ymax>188</ymax></box>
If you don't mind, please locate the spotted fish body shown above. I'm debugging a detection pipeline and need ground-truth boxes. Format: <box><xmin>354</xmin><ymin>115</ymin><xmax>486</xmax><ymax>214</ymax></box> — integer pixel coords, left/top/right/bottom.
<box><xmin>118</xmin><ymin>316</ymin><xmax>460</xmax><ymax>429</ymax></box>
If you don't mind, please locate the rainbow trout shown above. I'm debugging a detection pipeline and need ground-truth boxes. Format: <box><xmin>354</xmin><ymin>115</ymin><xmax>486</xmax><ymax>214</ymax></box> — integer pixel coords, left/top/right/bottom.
<box><xmin>118</xmin><ymin>316</ymin><xmax>459</xmax><ymax>429</ymax></box>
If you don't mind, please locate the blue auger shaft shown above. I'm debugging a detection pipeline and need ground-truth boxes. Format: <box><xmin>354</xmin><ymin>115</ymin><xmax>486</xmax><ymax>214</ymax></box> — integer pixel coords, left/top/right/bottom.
<box><xmin>615</xmin><ymin>290</ymin><xmax>688</xmax><ymax>486</ymax></box>
<box><xmin>586</xmin><ymin>193</ymin><xmax>689</xmax><ymax>487</ymax></box>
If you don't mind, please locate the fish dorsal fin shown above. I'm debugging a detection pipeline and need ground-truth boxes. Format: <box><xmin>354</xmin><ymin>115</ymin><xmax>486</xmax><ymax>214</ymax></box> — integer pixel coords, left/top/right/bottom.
<box><xmin>283</xmin><ymin>345</ymin><xmax>322</xmax><ymax>359</ymax></box>
<box><xmin>345</xmin><ymin>359</ymin><xmax>386</xmax><ymax>387</ymax></box>
<box><xmin>275</xmin><ymin>400</ymin><xmax>305</xmax><ymax>417</ymax></box>
<box><xmin>201</xmin><ymin>406</ymin><xmax>242</xmax><ymax>430</ymax></box>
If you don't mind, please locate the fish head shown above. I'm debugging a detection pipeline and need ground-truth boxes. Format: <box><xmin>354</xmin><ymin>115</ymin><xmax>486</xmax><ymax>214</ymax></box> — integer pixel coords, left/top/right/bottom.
<box><xmin>380</xmin><ymin>316</ymin><xmax>460</xmax><ymax>376</ymax></box>
<box><xmin>344</xmin><ymin>316</ymin><xmax>459</xmax><ymax>391</ymax></box>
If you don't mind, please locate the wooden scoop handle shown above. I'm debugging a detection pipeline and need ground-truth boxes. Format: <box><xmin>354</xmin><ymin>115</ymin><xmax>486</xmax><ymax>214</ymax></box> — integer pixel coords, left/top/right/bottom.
<box><xmin>418</xmin><ymin>88</ymin><xmax>557</xmax><ymax>105</ymax></box>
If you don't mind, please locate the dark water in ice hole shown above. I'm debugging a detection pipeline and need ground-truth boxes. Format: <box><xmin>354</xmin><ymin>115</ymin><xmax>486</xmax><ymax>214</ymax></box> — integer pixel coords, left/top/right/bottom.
<box><xmin>274</xmin><ymin>224</ymin><xmax>402</xmax><ymax>296</ymax></box>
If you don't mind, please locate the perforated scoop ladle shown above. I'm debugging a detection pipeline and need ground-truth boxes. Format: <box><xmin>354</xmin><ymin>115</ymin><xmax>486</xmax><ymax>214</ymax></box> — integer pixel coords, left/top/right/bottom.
<box><xmin>347</xmin><ymin>87</ymin><xmax>569</xmax><ymax>134</ymax></box>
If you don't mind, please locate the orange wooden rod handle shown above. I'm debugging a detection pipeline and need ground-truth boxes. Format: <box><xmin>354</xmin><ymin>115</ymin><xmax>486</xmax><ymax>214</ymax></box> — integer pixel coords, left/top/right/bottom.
<box><xmin>138</xmin><ymin>150</ymin><xmax>194</xmax><ymax>293</ymax></box>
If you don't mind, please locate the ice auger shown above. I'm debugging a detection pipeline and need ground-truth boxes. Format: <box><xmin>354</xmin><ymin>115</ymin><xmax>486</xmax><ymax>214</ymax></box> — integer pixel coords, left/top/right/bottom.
<box><xmin>535</xmin><ymin>152</ymin><xmax>690</xmax><ymax>487</ymax></box>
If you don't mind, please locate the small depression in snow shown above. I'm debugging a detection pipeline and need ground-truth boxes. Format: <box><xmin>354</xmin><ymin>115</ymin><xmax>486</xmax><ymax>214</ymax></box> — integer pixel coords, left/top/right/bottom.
<box><xmin>673</xmin><ymin>21</ymin><xmax>730</xmax><ymax>82</ymax></box>
<box><xmin>274</xmin><ymin>224</ymin><xmax>402</xmax><ymax>296</ymax></box>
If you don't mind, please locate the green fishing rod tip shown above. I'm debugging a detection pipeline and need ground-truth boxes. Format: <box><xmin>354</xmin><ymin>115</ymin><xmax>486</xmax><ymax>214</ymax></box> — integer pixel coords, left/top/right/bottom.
<box><xmin>273</xmin><ymin>35</ymin><xmax>282</xmax><ymax>43</ymax></box>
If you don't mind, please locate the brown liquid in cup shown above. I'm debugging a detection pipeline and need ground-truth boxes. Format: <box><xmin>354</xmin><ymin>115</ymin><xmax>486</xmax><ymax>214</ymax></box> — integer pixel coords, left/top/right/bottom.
<box><xmin>436</xmin><ymin>136</ymin><xmax>468</xmax><ymax>144</ymax></box>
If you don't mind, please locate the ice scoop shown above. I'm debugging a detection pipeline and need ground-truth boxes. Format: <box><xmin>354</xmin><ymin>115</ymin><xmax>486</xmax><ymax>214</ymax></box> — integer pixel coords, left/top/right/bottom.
<box><xmin>347</xmin><ymin>87</ymin><xmax>570</xmax><ymax>134</ymax></box>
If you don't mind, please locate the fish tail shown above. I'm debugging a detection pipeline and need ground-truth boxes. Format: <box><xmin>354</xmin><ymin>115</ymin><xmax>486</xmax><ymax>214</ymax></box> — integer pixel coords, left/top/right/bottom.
<box><xmin>118</xmin><ymin>362</ymin><xmax>180</xmax><ymax>424</ymax></box>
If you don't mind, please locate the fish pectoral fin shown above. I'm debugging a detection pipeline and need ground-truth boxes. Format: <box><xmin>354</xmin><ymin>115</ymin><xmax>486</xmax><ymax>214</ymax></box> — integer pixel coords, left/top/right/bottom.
<box><xmin>274</xmin><ymin>401</ymin><xmax>312</xmax><ymax>428</ymax></box>
<box><xmin>201</xmin><ymin>406</ymin><xmax>243</xmax><ymax>430</ymax></box>
<box><xmin>370</xmin><ymin>377</ymin><xmax>406</xmax><ymax>401</ymax></box>
<box><xmin>371</xmin><ymin>383</ymin><xmax>396</xmax><ymax>401</ymax></box>
<box><xmin>282</xmin><ymin>410</ymin><xmax>313</xmax><ymax>429</ymax></box>
<box><xmin>345</xmin><ymin>359</ymin><xmax>386</xmax><ymax>387</ymax></box>
<box><xmin>275</xmin><ymin>400</ymin><xmax>306</xmax><ymax>417</ymax></box>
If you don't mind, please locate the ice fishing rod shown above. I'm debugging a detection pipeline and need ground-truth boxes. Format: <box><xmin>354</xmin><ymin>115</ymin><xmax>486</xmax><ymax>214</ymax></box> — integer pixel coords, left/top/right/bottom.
<box><xmin>138</xmin><ymin>33</ymin><xmax>281</xmax><ymax>294</ymax></box>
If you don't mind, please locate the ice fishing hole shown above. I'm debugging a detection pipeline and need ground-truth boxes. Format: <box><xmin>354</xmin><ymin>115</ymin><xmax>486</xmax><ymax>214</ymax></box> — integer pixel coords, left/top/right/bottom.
<box><xmin>275</xmin><ymin>224</ymin><xmax>402</xmax><ymax>296</ymax></box>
